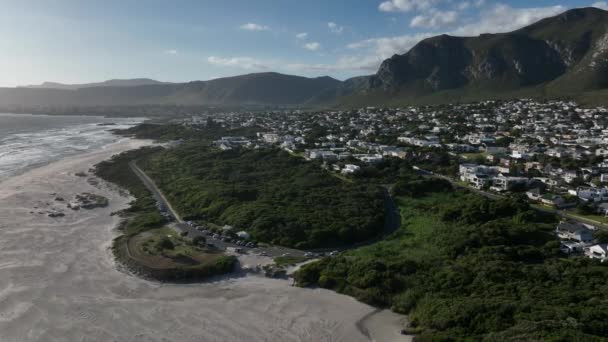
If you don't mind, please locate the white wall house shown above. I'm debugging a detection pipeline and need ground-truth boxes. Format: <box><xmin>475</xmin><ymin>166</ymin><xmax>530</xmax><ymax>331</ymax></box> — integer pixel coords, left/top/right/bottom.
<box><xmin>341</xmin><ymin>164</ymin><xmax>361</xmax><ymax>174</ymax></box>
<box><xmin>584</xmin><ymin>244</ymin><xmax>608</xmax><ymax>262</ymax></box>
<box><xmin>577</xmin><ymin>187</ymin><xmax>608</xmax><ymax>203</ymax></box>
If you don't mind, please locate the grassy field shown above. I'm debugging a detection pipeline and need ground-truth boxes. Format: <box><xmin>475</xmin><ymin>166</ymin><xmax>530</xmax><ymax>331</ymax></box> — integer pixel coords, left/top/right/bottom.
<box><xmin>564</xmin><ymin>211</ymin><xmax>608</xmax><ymax>226</ymax></box>
<box><xmin>459</xmin><ymin>152</ymin><xmax>488</xmax><ymax>160</ymax></box>
<box><xmin>129</xmin><ymin>227</ymin><xmax>225</xmax><ymax>270</ymax></box>
<box><xmin>342</xmin><ymin>193</ymin><xmax>453</xmax><ymax>264</ymax></box>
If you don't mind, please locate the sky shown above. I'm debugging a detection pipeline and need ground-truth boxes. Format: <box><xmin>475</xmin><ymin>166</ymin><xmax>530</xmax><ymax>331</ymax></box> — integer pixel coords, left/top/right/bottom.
<box><xmin>0</xmin><ymin>0</ymin><xmax>605</xmax><ymax>87</ymax></box>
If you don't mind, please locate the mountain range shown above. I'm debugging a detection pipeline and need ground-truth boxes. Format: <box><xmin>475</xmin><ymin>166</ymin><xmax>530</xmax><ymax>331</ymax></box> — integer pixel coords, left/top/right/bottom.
<box><xmin>3</xmin><ymin>7</ymin><xmax>608</xmax><ymax>109</ymax></box>
<box><xmin>19</xmin><ymin>78</ymin><xmax>171</xmax><ymax>90</ymax></box>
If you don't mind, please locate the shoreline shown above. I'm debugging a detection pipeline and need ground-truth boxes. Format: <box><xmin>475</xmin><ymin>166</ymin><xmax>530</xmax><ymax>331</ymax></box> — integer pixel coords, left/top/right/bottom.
<box><xmin>0</xmin><ymin>137</ymin><xmax>137</xmax><ymax>186</ymax></box>
<box><xmin>0</xmin><ymin>137</ymin><xmax>412</xmax><ymax>341</ymax></box>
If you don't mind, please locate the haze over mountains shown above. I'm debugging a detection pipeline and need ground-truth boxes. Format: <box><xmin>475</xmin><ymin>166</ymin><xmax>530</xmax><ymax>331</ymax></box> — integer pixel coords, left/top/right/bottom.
<box><xmin>3</xmin><ymin>7</ymin><xmax>608</xmax><ymax>108</ymax></box>
<box><xmin>20</xmin><ymin>79</ymin><xmax>171</xmax><ymax>90</ymax></box>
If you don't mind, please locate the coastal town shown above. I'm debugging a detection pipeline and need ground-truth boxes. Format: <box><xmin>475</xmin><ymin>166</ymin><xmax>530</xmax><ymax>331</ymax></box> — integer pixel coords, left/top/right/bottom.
<box><xmin>176</xmin><ymin>99</ymin><xmax>608</xmax><ymax>262</ymax></box>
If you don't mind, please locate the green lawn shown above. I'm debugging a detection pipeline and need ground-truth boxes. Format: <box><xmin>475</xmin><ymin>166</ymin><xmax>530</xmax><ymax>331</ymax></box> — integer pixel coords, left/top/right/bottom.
<box><xmin>460</xmin><ymin>152</ymin><xmax>488</xmax><ymax>160</ymax></box>
<box><xmin>136</xmin><ymin>227</ymin><xmax>222</xmax><ymax>266</ymax></box>
<box><xmin>343</xmin><ymin>193</ymin><xmax>457</xmax><ymax>263</ymax></box>
<box><xmin>564</xmin><ymin>212</ymin><xmax>608</xmax><ymax>226</ymax></box>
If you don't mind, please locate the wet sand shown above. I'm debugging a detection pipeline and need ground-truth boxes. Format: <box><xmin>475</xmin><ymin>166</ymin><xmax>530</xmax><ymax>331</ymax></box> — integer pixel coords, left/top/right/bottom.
<box><xmin>0</xmin><ymin>139</ymin><xmax>411</xmax><ymax>342</ymax></box>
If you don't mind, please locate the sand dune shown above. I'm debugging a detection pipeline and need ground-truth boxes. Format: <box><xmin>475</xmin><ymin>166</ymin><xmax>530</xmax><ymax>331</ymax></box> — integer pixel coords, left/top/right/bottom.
<box><xmin>0</xmin><ymin>139</ymin><xmax>410</xmax><ymax>342</ymax></box>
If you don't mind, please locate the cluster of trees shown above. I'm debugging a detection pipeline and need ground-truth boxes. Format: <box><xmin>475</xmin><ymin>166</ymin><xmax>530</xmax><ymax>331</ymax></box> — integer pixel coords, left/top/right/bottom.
<box><xmin>140</xmin><ymin>146</ymin><xmax>385</xmax><ymax>249</ymax></box>
<box><xmin>94</xmin><ymin>147</ymin><xmax>167</xmax><ymax>235</ymax></box>
<box><xmin>95</xmin><ymin>146</ymin><xmax>238</xmax><ymax>281</ymax></box>
<box><xmin>114</xmin><ymin>123</ymin><xmax>261</xmax><ymax>142</ymax></box>
<box><xmin>295</xmin><ymin>176</ymin><xmax>608</xmax><ymax>340</ymax></box>
<box><xmin>392</xmin><ymin>176</ymin><xmax>452</xmax><ymax>198</ymax></box>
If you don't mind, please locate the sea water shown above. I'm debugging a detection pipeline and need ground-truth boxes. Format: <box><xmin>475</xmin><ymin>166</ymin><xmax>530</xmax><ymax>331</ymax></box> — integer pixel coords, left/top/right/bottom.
<box><xmin>0</xmin><ymin>113</ymin><xmax>144</xmax><ymax>182</ymax></box>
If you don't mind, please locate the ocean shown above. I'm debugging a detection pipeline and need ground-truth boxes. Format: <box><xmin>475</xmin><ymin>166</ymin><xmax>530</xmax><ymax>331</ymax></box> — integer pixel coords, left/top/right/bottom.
<box><xmin>0</xmin><ymin>113</ymin><xmax>144</xmax><ymax>182</ymax></box>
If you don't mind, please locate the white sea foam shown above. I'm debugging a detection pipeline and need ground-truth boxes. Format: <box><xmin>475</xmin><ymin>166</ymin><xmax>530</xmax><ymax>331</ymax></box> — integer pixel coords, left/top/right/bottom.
<box><xmin>0</xmin><ymin>114</ymin><xmax>144</xmax><ymax>183</ymax></box>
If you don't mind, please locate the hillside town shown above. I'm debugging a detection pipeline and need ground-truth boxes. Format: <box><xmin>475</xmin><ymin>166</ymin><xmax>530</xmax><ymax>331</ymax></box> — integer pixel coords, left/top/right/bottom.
<box><xmin>177</xmin><ymin>98</ymin><xmax>608</xmax><ymax>261</ymax></box>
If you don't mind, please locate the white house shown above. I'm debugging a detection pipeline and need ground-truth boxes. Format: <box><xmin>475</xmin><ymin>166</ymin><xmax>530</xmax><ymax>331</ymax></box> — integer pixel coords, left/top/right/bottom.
<box><xmin>584</xmin><ymin>244</ymin><xmax>608</xmax><ymax>262</ymax></box>
<box><xmin>491</xmin><ymin>175</ymin><xmax>528</xmax><ymax>192</ymax></box>
<box><xmin>341</xmin><ymin>164</ymin><xmax>361</xmax><ymax>174</ymax></box>
<box><xmin>262</xmin><ymin>133</ymin><xmax>280</xmax><ymax>144</ymax></box>
<box><xmin>577</xmin><ymin>186</ymin><xmax>608</xmax><ymax>203</ymax></box>
<box><xmin>555</xmin><ymin>222</ymin><xmax>594</xmax><ymax>243</ymax></box>
<box><xmin>236</xmin><ymin>231</ymin><xmax>251</xmax><ymax>240</ymax></box>
<box><xmin>459</xmin><ymin>164</ymin><xmax>497</xmax><ymax>189</ymax></box>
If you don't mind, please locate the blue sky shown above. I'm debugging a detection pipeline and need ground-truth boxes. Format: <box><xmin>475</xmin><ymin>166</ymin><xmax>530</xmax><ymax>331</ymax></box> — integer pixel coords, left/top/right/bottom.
<box><xmin>0</xmin><ymin>0</ymin><xmax>604</xmax><ymax>86</ymax></box>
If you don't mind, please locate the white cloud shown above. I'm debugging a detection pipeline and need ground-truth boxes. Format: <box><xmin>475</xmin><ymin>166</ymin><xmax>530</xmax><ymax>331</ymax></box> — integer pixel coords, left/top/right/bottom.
<box><xmin>347</xmin><ymin>32</ymin><xmax>435</xmax><ymax>59</ymax></box>
<box><xmin>210</xmin><ymin>3</ymin><xmax>571</xmax><ymax>77</ymax></box>
<box><xmin>328</xmin><ymin>22</ymin><xmax>344</xmax><ymax>34</ymax></box>
<box><xmin>593</xmin><ymin>1</ymin><xmax>608</xmax><ymax>10</ymax></box>
<box><xmin>163</xmin><ymin>49</ymin><xmax>178</xmax><ymax>55</ymax></box>
<box><xmin>206</xmin><ymin>54</ymin><xmax>379</xmax><ymax>75</ymax></box>
<box><xmin>474</xmin><ymin>0</ymin><xmax>486</xmax><ymax>7</ymax></box>
<box><xmin>207</xmin><ymin>56</ymin><xmax>270</xmax><ymax>70</ymax></box>
<box><xmin>343</xmin><ymin>3</ymin><xmax>568</xmax><ymax>73</ymax></box>
<box><xmin>451</xmin><ymin>4</ymin><xmax>566</xmax><ymax>36</ymax></box>
<box><xmin>378</xmin><ymin>0</ymin><xmax>437</xmax><ymax>13</ymax></box>
<box><xmin>410</xmin><ymin>9</ymin><xmax>459</xmax><ymax>29</ymax></box>
<box><xmin>296</xmin><ymin>32</ymin><xmax>308</xmax><ymax>39</ymax></box>
<box><xmin>239</xmin><ymin>23</ymin><xmax>269</xmax><ymax>31</ymax></box>
<box><xmin>304</xmin><ymin>42</ymin><xmax>321</xmax><ymax>51</ymax></box>
<box><xmin>456</xmin><ymin>2</ymin><xmax>470</xmax><ymax>11</ymax></box>
<box><xmin>286</xmin><ymin>55</ymin><xmax>382</xmax><ymax>73</ymax></box>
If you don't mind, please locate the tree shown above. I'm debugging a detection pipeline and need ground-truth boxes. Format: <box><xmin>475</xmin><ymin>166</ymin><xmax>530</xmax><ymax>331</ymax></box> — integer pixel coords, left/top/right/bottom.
<box><xmin>594</xmin><ymin>230</ymin><xmax>608</xmax><ymax>244</ymax></box>
<box><xmin>577</xmin><ymin>203</ymin><xmax>595</xmax><ymax>216</ymax></box>
<box><xmin>193</xmin><ymin>235</ymin><xmax>206</xmax><ymax>246</ymax></box>
<box><xmin>156</xmin><ymin>237</ymin><xmax>174</xmax><ymax>250</ymax></box>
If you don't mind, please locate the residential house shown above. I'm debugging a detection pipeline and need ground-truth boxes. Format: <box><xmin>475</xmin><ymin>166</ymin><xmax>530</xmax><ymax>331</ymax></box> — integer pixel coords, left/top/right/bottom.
<box><xmin>584</xmin><ymin>244</ymin><xmax>608</xmax><ymax>262</ymax></box>
<box><xmin>577</xmin><ymin>186</ymin><xmax>608</xmax><ymax>203</ymax></box>
<box><xmin>555</xmin><ymin>221</ymin><xmax>594</xmax><ymax>243</ymax></box>
<box><xmin>490</xmin><ymin>175</ymin><xmax>528</xmax><ymax>192</ymax></box>
<box><xmin>341</xmin><ymin>164</ymin><xmax>361</xmax><ymax>174</ymax></box>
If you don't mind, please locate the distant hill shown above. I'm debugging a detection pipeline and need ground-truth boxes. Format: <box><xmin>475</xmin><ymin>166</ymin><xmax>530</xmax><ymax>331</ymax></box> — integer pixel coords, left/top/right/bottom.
<box><xmin>20</xmin><ymin>78</ymin><xmax>170</xmax><ymax>90</ymax></box>
<box><xmin>3</xmin><ymin>7</ymin><xmax>608</xmax><ymax>109</ymax></box>
<box><xmin>0</xmin><ymin>73</ymin><xmax>341</xmax><ymax>107</ymax></box>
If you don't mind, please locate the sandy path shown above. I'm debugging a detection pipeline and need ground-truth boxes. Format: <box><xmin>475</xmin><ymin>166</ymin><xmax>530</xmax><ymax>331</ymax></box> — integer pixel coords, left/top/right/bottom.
<box><xmin>0</xmin><ymin>138</ymin><xmax>411</xmax><ymax>342</ymax></box>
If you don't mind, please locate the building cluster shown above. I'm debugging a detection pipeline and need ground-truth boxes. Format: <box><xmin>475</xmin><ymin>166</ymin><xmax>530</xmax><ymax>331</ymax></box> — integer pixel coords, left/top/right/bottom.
<box><xmin>183</xmin><ymin>99</ymin><xmax>608</xmax><ymax>212</ymax></box>
<box><xmin>556</xmin><ymin>221</ymin><xmax>608</xmax><ymax>262</ymax></box>
<box><xmin>176</xmin><ymin>99</ymin><xmax>608</xmax><ymax>261</ymax></box>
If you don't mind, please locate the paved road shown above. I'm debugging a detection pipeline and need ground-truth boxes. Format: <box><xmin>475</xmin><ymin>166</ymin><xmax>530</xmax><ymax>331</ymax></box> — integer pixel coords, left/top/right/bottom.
<box><xmin>128</xmin><ymin>160</ymin><xmax>404</xmax><ymax>257</ymax></box>
<box><xmin>129</xmin><ymin>161</ymin><xmax>183</xmax><ymax>223</ymax></box>
<box><xmin>129</xmin><ymin>161</ymin><xmax>307</xmax><ymax>258</ymax></box>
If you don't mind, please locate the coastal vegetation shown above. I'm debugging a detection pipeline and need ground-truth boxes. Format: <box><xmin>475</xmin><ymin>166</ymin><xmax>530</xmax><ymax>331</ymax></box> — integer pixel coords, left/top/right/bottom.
<box><xmin>139</xmin><ymin>145</ymin><xmax>385</xmax><ymax>249</ymax></box>
<box><xmin>94</xmin><ymin>147</ymin><xmax>236</xmax><ymax>281</ymax></box>
<box><xmin>295</xmin><ymin>173</ymin><xmax>608</xmax><ymax>341</ymax></box>
<box><xmin>123</xmin><ymin>227</ymin><xmax>236</xmax><ymax>281</ymax></box>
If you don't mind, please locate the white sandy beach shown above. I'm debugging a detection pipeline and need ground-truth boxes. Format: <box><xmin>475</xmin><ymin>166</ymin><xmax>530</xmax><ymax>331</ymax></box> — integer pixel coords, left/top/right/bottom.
<box><xmin>0</xmin><ymin>138</ymin><xmax>411</xmax><ymax>342</ymax></box>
